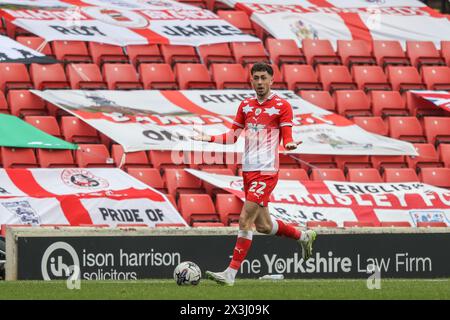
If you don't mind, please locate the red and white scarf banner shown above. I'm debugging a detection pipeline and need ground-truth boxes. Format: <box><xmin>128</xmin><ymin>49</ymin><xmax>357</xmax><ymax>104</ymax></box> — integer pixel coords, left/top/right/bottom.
<box><xmin>32</xmin><ymin>89</ymin><xmax>418</xmax><ymax>156</ymax></box>
<box><xmin>218</xmin><ymin>0</ymin><xmax>450</xmax><ymax>47</ymax></box>
<box><xmin>187</xmin><ymin>169</ymin><xmax>450</xmax><ymax>227</ymax></box>
<box><xmin>0</xmin><ymin>168</ymin><xmax>187</xmax><ymax>227</ymax></box>
<box><xmin>0</xmin><ymin>0</ymin><xmax>259</xmax><ymax>46</ymax></box>
<box><xmin>411</xmin><ymin>91</ymin><xmax>450</xmax><ymax>113</ymax></box>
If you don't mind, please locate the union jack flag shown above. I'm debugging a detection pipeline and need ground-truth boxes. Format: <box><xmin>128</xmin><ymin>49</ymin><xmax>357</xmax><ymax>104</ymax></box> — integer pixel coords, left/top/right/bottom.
<box><xmin>413</xmin><ymin>91</ymin><xmax>450</xmax><ymax>112</ymax></box>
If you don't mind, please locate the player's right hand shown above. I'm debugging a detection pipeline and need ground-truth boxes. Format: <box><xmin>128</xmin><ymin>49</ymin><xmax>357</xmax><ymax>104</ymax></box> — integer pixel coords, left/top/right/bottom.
<box><xmin>191</xmin><ymin>128</ymin><xmax>212</xmax><ymax>142</ymax></box>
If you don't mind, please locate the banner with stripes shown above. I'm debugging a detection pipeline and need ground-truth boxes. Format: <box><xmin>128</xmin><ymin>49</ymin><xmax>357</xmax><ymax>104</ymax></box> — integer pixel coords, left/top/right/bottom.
<box><xmin>0</xmin><ymin>0</ymin><xmax>259</xmax><ymax>46</ymax></box>
<box><xmin>412</xmin><ymin>91</ymin><xmax>450</xmax><ymax>113</ymax></box>
<box><xmin>0</xmin><ymin>168</ymin><xmax>187</xmax><ymax>227</ymax></box>
<box><xmin>219</xmin><ymin>0</ymin><xmax>450</xmax><ymax>47</ymax></box>
<box><xmin>0</xmin><ymin>35</ymin><xmax>55</xmax><ymax>63</ymax></box>
<box><xmin>33</xmin><ymin>89</ymin><xmax>417</xmax><ymax>156</ymax></box>
<box><xmin>187</xmin><ymin>168</ymin><xmax>450</xmax><ymax>227</ymax></box>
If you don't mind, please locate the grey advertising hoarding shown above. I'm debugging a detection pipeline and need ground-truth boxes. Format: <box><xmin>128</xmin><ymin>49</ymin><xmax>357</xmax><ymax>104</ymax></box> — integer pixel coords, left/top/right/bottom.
<box><xmin>16</xmin><ymin>233</ymin><xmax>450</xmax><ymax>280</ymax></box>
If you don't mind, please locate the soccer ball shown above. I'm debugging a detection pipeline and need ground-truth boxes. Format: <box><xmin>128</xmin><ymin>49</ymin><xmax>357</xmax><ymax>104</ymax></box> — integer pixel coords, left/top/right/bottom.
<box><xmin>173</xmin><ymin>261</ymin><xmax>201</xmax><ymax>286</ymax></box>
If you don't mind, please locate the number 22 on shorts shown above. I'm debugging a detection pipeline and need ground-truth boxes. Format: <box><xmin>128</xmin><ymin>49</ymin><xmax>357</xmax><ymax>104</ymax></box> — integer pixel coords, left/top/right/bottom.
<box><xmin>249</xmin><ymin>181</ymin><xmax>266</xmax><ymax>195</ymax></box>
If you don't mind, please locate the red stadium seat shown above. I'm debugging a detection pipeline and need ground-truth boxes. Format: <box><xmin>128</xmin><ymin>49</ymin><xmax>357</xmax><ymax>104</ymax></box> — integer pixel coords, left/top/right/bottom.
<box><xmin>111</xmin><ymin>144</ymin><xmax>150</xmax><ymax>170</ymax></box>
<box><xmin>334</xmin><ymin>90</ymin><xmax>371</xmax><ymax>118</ymax></box>
<box><xmin>310</xmin><ymin>168</ymin><xmax>345</xmax><ymax>181</ymax></box>
<box><xmin>216</xmin><ymin>10</ymin><xmax>255</xmax><ymax>35</ymax></box>
<box><xmin>388</xmin><ymin>117</ymin><xmax>426</xmax><ymax>143</ymax></box>
<box><xmin>215</xmin><ymin>194</ymin><xmax>243</xmax><ymax>225</ymax></box>
<box><xmin>380</xmin><ymin>221</ymin><xmax>412</xmax><ymax>227</ymax></box>
<box><xmin>75</xmin><ymin>144</ymin><xmax>115</xmax><ymax>168</ymax></box>
<box><xmin>178</xmin><ymin>194</ymin><xmax>219</xmax><ymax>225</ymax></box>
<box><xmin>1</xmin><ymin>147</ymin><xmax>38</xmax><ymax>168</ymax></box>
<box><xmin>421</xmin><ymin>66</ymin><xmax>450</xmax><ymax>91</ymax></box>
<box><xmin>37</xmin><ymin>149</ymin><xmax>75</xmax><ymax>168</ymax></box>
<box><xmin>306</xmin><ymin>221</ymin><xmax>338</xmax><ymax>228</ymax></box>
<box><xmin>337</xmin><ymin>40</ymin><xmax>375</xmax><ymax>67</ymax></box>
<box><xmin>352</xmin><ymin>116</ymin><xmax>388</xmax><ymax>136</ymax></box>
<box><xmin>52</xmin><ymin>40</ymin><xmax>91</xmax><ymax>63</ymax></box>
<box><xmin>299</xmin><ymin>90</ymin><xmax>335</xmax><ymax>112</ymax></box>
<box><xmin>16</xmin><ymin>36</ymin><xmax>52</xmax><ymax>56</ymax></box>
<box><xmin>24</xmin><ymin>116</ymin><xmax>61</xmax><ymax>138</ymax></box>
<box><xmin>317</xmin><ymin>65</ymin><xmax>356</xmax><ymax>93</ymax></box>
<box><xmin>370</xmin><ymin>90</ymin><xmax>408</xmax><ymax>117</ymax></box>
<box><xmin>102</xmin><ymin>63</ymin><xmax>142</xmax><ymax>90</ymax></box>
<box><xmin>442</xmin><ymin>41</ymin><xmax>450</xmax><ymax>67</ymax></box>
<box><xmin>29</xmin><ymin>63</ymin><xmax>69</xmax><ymax>90</ymax></box>
<box><xmin>127</xmin><ymin>168</ymin><xmax>167</xmax><ymax>193</ymax></box>
<box><xmin>370</xmin><ymin>155</ymin><xmax>407</xmax><ymax>171</ymax></box>
<box><xmin>297</xmin><ymin>154</ymin><xmax>336</xmax><ymax>171</ymax></box>
<box><xmin>230</xmin><ymin>42</ymin><xmax>269</xmax><ymax>65</ymax></box>
<box><xmin>347</xmin><ymin>168</ymin><xmax>382</xmax><ymax>183</ymax></box>
<box><xmin>126</xmin><ymin>44</ymin><xmax>163</xmax><ymax>66</ymax></box>
<box><xmin>407</xmin><ymin>143</ymin><xmax>443</xmax><ymax>170</ymax></box>
<box><xmin>351</xmin><ymin>65</ymin><xmax>391</xmax><ymax>92</ymax></box>
<box><xmin>343</xmin><ymin>221</ymin><xmax>375</xmax><ymax>227</ymax></box>
<box><xmin>438</xmin><ymin>144</ymin><xmax>450</xmax><ymax>168</ymax></box>
<box><xmin>386</xmin><ymin>66</ymin><xmax>426</xmax><ymax>93</ymax></box>
<box><xmin>139</xmin><ymin>63</ymin><xmax>178</xmax><ymax>90</ymax></box>
<box><xmin>211</xmin><ymin>64</ymin><xmax>250</xmax><ymax>89</ymax></box>
<box><xmin>0</xmin><ymin>63</ymin><xmax>32</xmax><ymax>92</ymax></box>
<box><xmin>197</xmin><ymin>43</ymin><xmax>235</xmax><ymax>66</ymax></box>
<box><xmin>175</xmin><ymin>63</ymin><xmax>215</xmax><ymax>90</ymax></box>
<box><xmin>416</xmin><ymin>222</ymin><xmax>448</xmax><ymax>228</ymax></box>
<box><xmin>148</xmin><ymin>150</ymin><xmax>188</xmax><ymax>171</ymax></box>
<box><xmin>7</xmin><ymin>90</ymin><xmax>47</xmax><ymax>117</ymax></box>
<box><xmin>160</xmin><ymin>44</ymin><xmax>200</xmax><ymax>66</ymax></box>
<box><xmin>201</xmin><ymin>168</ymin><xmax>235</xmax><ymax>196</ymax></box>
<box><xmin>66</xmin><ymin>63</ymin><xmax>107</xmax><ymax>90</ymax></box>
<box><xmin>334</xmin><ymin>155</ymin><xmax>371</xmax><ymax>171</ymax></box>
<box><xmin>0</xmin><ymin>91</ymin><xmax>8</xmax><ymax>114</ymax></box>
<box><xmin>406</xmin><ymin>41</ymin><xmax>445</xmax><ymax>69</ymax></box>
<box><xmin>192</xmin><ymin>222</ymin><xmax>226</xmax><ymax>228</ymax></box>
<box><xmin>372</xmin><ymin>40</ymin><xmax>410</xmax><ymax>68</ymax></box>
<box><xmin>423</xmin><ymin>117</ymin><xmax>450</xmax><ymax>146</ymax></box>
<box><xmin>60</xmin><ymin>116</ymin><xmax>99</xmax><ymax>143</ymax></box>
<box><xmin>88</xmin><ymin>42</ymin><xmax>127</xmax><ymax>66</ymax></box>
<box><xmin>383</xmin><ymin>168</ymin><xmax>419</xmax><ymax>183</ymax></box>
<box><xmin>164</xmin><ymin>169</ymin><xmax>204</xmax><ymax>197</ymax></box>
<box><xmin>279</xmin><ymin>168</ymin><xmax>309</xmax><ymax>181</ymax></box>
<box><xmin>282</xmin><ymin>64</ymin><xmax>322</xmax><ymax>92</ymax></box>
<box><xmin>419</xmin><ymin>167</ymin><xmax>450</xmax><ymax>188</ymax></box>
<box><xmin>302</xmin><ymin>39</ymin><xmax>341</xmax><ymax>68</ymax></box>
<box><xmin>266</xmin><ymin>38</ymin><xmax>305</xmax><ymax>66</ymax></box>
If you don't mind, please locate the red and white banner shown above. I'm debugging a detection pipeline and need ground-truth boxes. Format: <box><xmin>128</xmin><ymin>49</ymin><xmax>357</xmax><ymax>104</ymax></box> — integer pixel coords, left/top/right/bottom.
<box><xmin>412</xmin><ymin>91</ymin><xmax>450</xmax><ymax>113</ymax></box>
<box><xmin>0</xmin><ymin>0</ymin><xmax>259</xmax><ymax>46</ymax></box>
<box><xmin>220</xmin><ymin>0</ymin><xmax>450</xmax><ymax>47</ymax></box>
<box><xmin>32</xmin><ymin>89</ymin><xmax>417</xmax><ymax>156</ymax></box>
<box><xmin>0</xmin><ymin>168</ymin><xmax>187</xmax><ymax>227</ymax></box>
<box><xmin>187</xmin><ymin>169</ymin><xmax>450</xmax><ymax>227</ymax></box>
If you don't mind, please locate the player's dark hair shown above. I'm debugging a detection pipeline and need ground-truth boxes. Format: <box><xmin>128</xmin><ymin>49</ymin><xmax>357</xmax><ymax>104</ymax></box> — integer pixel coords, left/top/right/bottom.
<box><xmin>250</xmin><ymin>62</ymin><xmax>273</xmax><ymax>76</ymax></box>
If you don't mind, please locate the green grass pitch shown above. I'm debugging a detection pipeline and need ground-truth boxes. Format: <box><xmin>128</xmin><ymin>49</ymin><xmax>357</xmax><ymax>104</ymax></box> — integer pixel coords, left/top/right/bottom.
<box><xmin>0</xmin><ymin>279</ymin><xmax>448</xmax><ymax>300</ymax></box>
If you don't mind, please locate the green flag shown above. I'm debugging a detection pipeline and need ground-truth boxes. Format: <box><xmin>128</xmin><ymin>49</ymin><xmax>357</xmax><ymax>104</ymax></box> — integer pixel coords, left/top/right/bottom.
<box><xmin>0</xmin><ymin>114</ymin><xmax>77</xmax><ymax>150</ymax></box>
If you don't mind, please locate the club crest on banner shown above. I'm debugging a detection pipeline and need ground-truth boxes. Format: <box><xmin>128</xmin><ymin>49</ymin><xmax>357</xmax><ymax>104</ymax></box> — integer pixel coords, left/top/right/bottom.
<box><xmin>230</xmin><ymin>179</ymin><xmax>244</xmax><ymax>191</ymax></box>
<box><xmin>409</xmin><ymin>211</ymin><xmax>449</xmax><ymax>226</ymax></box>
<box><xmin>290</xmin><ymin>19</ymin><xmax>318</xmax><ymax>40</ymax></box>
<box><xmin>61</xmin><ymin>169</ymin><xmax>109</xmax><ymax>189</ymax></box>
<box><xmin>1</xmin><ymin>201</ymin><xmax>40</xmax><ymax>225</ymax></box>
<box><xmin>82</xmin><ymin>7</ymin><xmax>150</xmax><ymax>28</ymax></box>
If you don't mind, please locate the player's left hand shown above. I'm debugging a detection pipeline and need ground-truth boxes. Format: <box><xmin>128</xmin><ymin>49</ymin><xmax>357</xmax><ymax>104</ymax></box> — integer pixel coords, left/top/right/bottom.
<box><xmin>285</xmin><ymin>141</ymin><xmax>302</xmax><ymax>150</ymax></box>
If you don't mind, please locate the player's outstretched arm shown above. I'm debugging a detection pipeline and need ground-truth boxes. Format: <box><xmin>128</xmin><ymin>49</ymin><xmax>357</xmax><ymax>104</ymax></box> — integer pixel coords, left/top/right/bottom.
<box><xmin>191</xmin><ymin>126</ymin><xmax>242</xmax><ymax>144</ymax></box>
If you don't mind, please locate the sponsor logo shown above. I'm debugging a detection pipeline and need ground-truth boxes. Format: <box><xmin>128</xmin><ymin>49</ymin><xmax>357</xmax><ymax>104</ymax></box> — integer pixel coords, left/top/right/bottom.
<box><xmin>41</xmin><ymin>242</ymin><xmax>80</xmax><ymax>281</ymax></box>
<box><xmin>61</xmin><ymin>169</ymin><xmax>109</xmax><ymax>190</ymax></box>
<box><xmin>82</xmin><ymin>6</ymin><xmax>150</xmax><ymax>28</ymax></box>
<box><xmin>1</xmin><ymin>201</ymin><xmax>40</xmax><ymax>225</ymax></box>
<box><xmin>255</xmin><ymin>108</ymin><xmax>262</xmax><ymax>116</ymax></box>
